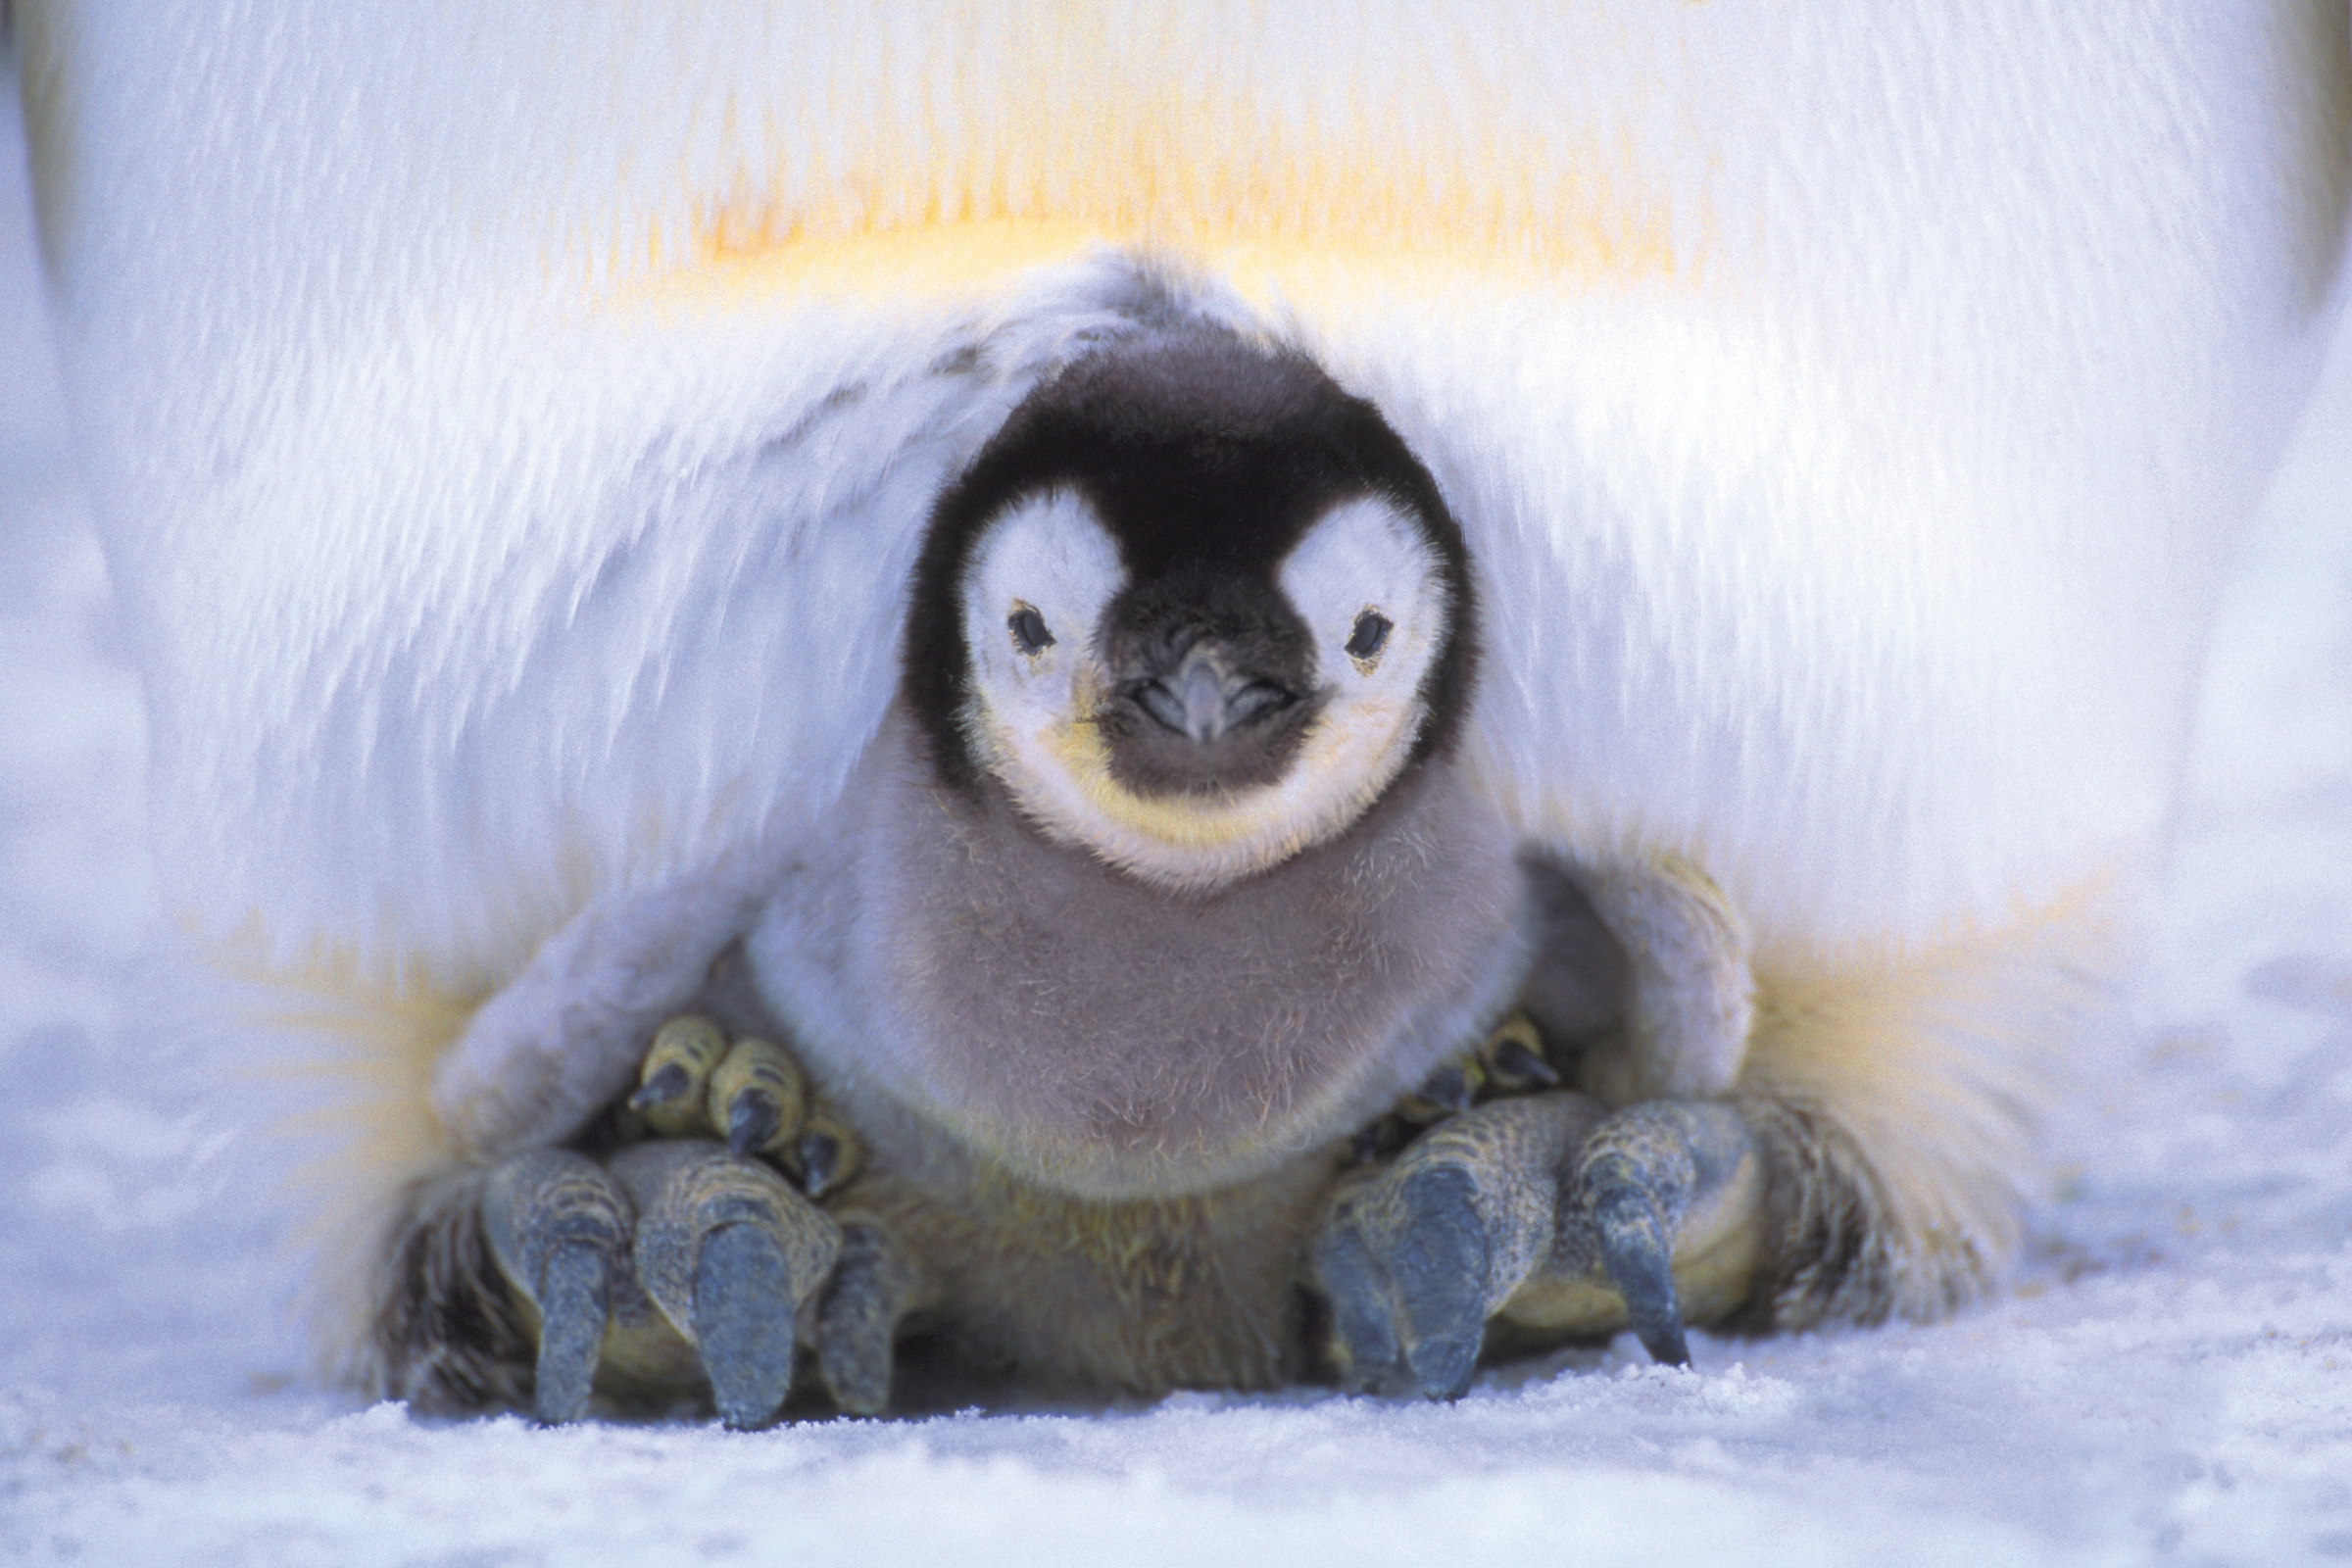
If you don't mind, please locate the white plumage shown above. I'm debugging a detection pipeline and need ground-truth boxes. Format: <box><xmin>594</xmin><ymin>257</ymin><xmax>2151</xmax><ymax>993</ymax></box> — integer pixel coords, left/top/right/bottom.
<box><xmin>22</xmin><ymin>2</ymin><xmax>2350</xmax><ymax>1383</ymax></box>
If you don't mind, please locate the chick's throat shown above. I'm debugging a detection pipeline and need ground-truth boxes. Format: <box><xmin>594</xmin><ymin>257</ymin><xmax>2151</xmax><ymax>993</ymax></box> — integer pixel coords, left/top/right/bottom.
<box><xmin>963</xmin><ymin>663</ymin><xmax>1429</xmax><ymax>892</ymax></box>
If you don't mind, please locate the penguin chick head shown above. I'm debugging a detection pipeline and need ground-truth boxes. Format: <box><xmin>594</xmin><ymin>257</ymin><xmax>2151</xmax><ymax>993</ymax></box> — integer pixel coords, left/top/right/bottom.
<box><xmin>907</xmin><ymin>333</ymin><xmax>1475</xmax><ymax>890</ymax></box>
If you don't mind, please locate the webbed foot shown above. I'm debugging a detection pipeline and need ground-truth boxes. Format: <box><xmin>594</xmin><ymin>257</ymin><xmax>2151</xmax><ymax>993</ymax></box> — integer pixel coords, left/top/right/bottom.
<box><xmin>424</xmin><ymin>1015</ymin><xmax>924</xmax><ymax>1424</ymax></box>
<box><xmin>1313</xmin><ymin>1092</ymin><xmax>1762</xmax><ymax>1397</ymax></box>
<box><xmin>475</xmin><ymin>1134</ymin><xmax>843</xmax><ymax>1427</ymax></box>
<box><xmin>481</xmin><ymin>1149</ymin><xmax>633</xmax><ymax>1424</ymax></box>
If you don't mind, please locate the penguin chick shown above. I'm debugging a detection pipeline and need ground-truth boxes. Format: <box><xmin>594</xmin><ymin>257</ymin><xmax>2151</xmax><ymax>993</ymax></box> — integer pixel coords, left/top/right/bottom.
<box><xmin>750</xmin><ymin>330</ymin><xmax>1532</xmax><ymax>1214</ymax></box>
<box><xmin>904</xmin><ymin>332</ymin><xmax>1477</xmax><ymax>894</ymax></box>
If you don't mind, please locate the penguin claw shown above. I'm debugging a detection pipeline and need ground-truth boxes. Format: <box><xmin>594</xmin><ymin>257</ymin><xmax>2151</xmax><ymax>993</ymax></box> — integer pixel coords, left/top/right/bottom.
<box><xmin>481</xmin><ymin>1135</ymin><xmax>925</xmax><ymax>1424</ymax></box>
<box><xmin>627</xmin><ymin>1020</ymin><xmax>864</xmax><ymax>1202</ymax></box>
<box><xmin>1385</xmin><ymin>1166</ymin><xmax>1493</xmax><ymax>1400</ymax></box>
<box><xmin>1314</xmin><ymin>1159</ymin><xmax>1508</xmax><ymax>1400</ymax></box>
<box><xmin>1489</xmin><ymin>1036</ymin><xmax>1559</xmax><ymax>1090</ymax></box>
<box><xmin>725</xmin><ymin>1088</ymin><xmax>782</xmax><ymax>1157</ymax></box>
<box><xmin>1586</xmin><ymin>1162</ymin><xmax>1691</xmax><ymax>1367</ymax></box>
<box><xmin>1564</xmin><ymin>1100</ymin><xmax>1757</xmax><ymax>1369</ymax></box>
<box><xmin>1399</xmin><ymin>1060</ymin><xmax>1477</xmax><ymax>1121</ymax></box>
<box><xmin>708</xmin><ymin>1037</ymin><xmax>809</xmax><ymax>1158</ymax></box>
<box><xmin>692</xmin><ymin>1222</ymin><xmax>801</xmax><ymax>1429</ymax></box>
<box><xmin>629</xmin><ymin>1060</ymin><xmax>693</xmax><ymax>1114</ymax></box>
<box><xmin>630</xmin><ymin>1015</ymin><xmax>730</xmax><ymax>1136</ymax></box>
<box><xmin>792</xmin><ymin>1131</ymin><xmax>841</xmax><ymax>1199</ymax></box>
<box><xmin>606</xmin><ymin>1141</ymin><xmax>843</xmax><ymax>1427</ymax></box>
<box><xmin>479</xmin><ymin>1150</ymin><xmax>634</xmax><ymax>1425</ymax></box>
<box><xmin>811</xmin><ymin>1216</ymin><xmax>928</xmax><ymax>1417</ymax></box>
<box><xmin>1477</xmin><ymin>1013</ymin><xmax>1562</xmax><ymax>1092</ymax></box>
<box><xmin>1313</xmin><ymin>1093</ymin><xmax>1758</xmax><ymax>1391</ymax></box>
<box><xmin>530</xmin><ymin>1242</ymin><xmax>612</xmax><ymax>1423</ymax></box>
<box><xmin>1311</xmin><ymin>1200</ymin><xmax>1405</xmax><ymax>1393</ymax></box>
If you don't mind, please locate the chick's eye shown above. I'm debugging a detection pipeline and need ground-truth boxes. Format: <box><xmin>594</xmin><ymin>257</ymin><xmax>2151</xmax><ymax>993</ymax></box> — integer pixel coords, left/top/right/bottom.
<box><xmin>1009</xmin><ymin>606</ymin><xmax>1055</xmax><ymax>656</ymax></box>
<box><xmin>1346</xmin><ymin>611</ymin><xmax>1392</xmax><ymax>663</ymax></box>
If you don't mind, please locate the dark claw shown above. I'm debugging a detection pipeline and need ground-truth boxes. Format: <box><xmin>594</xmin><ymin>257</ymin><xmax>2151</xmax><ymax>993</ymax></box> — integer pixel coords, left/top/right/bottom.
<box><xmin>1587</xmin><ymin>1160</ymin><xmax>1692</xmax><ymax>1367</ymax></box>
<box><xmin>1412</xmin><ymin>1063</ymin><xmax>1473</xmax><ymax>1116</ymax></box>
<box><xmin>481</xmin><ymin>1150</ymin><xmax>631</xmax><ymax>1424</ymax></box>
<box><xmin>630</xmin><ymin>1060</ymin><xmax>692</xmax><ymax>1113</ymax></box>
<box><xmin>1313</xmin><ymin>1217</ymin><xmax>1402</xmax><ymax>1394</ymax></box>
<box><xmin>726</xmin><ymin>1089</ymin><xmax>781</xmax><ymax>1157</ymax></box>
<box><xmin>1491</xmin><ymin>1038</ymin><xmax>1560</xmax><ymax>1089</ymax></box>
<box><xmin>794</xmin><ymin>1132</ymin><xmax>841</xmax><ymax>1199</ymax></box>
<box><xmin>692</xmin><ymin>1223</ymin><xmax>800</xmax><ymax>1429</ymax></box>
<box><xmin>1388</xmin><ymin>1165</ymin><xmax>1491</xmax><ymax>1401</ymax></box>
<box><xmin>531</xmin><ymin>1242</ymin><xmax>610</xmax><ymax>1424</ymax></box>
<box><xmin>814</xmin><ymin>1222</ymin><xmax>896</xmax><ymax>1417</ymax></box>
<box><xmin>1349</xmin><ymin>1115</ymin><xmax>1412</xmax><ymax>1166</ymax></box>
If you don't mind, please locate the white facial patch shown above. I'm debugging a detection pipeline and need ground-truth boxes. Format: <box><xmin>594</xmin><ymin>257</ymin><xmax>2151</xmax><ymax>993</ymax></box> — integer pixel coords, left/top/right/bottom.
<box><xmin>1279</xmin><ymin>493</ymin><xmax>1450</xmax><ymax>746</ymax></box>
<box><xmin>960</xmin><ymin>486</ymin><xmax>1126</xmax><ymax>754</ymax></box>
<box><xmin>961</xmin><ymin>488</ymin><xmax>1455</xmax><ymax>891</ymax></box>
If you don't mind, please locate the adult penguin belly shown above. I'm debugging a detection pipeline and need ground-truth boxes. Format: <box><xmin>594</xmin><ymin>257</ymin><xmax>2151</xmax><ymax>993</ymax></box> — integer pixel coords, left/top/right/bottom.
<box><xmin>36</xmin><ymin>6</ymin><xmax>2340</xmax><ymax>1166</ymax></box>
<box><xmin>605</xmin><ymin>6</ymin><xmax>2346</xmax><ymax>981</ymax></box>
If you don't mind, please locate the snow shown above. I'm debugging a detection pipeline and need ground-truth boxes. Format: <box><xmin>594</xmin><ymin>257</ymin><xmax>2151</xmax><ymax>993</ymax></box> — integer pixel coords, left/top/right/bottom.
<box><xmin>3</xmin><ymin>79</ymin><xmax>2349</xmax><ymax>1568</ymax></box>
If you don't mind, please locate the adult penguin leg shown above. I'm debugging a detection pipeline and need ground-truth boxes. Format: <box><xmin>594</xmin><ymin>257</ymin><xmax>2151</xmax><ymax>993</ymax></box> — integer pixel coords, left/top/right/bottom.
<box><xmin>480</xmin><ymin>1150</ymin><xmax>635</xmax><ymax>1423</ymax></box>
<box><xmin>607</xmin><ymin>1139</ymin><xmax>843</xmax><ymax>1429</ymax></box>
<box><xmin>1311</xmin><ymin>907</ymin><xmax>2101</xmax><ymax>1396</ymax></box>
<box><xmin>1313</xmin><ymin>1092</ymin><xmax>1760</xmax><ymax>1397</ymax></box>
<box><xmin>808</xmin><ymin>1211</ymin><xmax>936</xmax><ymax>1417</ymax></box>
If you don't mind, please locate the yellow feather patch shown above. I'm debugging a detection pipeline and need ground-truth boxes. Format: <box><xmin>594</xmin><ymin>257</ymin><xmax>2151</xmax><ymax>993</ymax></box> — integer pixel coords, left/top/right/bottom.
<box><xmin>201</xmin><ymin>918</ymin><xmax>489</xmax><ymax>1380</ymax></box>
<box><xmin>608</xmin><ymin>9</ymin><xmax>1706</xmax><ymax>318</ymax></box>
<box><xmin>1740</xmin><ymin>872</ymin><xmax>2132</xmax><ymax>1317</ymax></box>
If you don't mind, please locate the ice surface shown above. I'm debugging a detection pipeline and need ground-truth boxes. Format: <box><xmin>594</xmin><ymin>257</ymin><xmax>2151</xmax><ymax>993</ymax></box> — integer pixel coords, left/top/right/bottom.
<box><xmin>2</xmin><ymin>74</ymin><xmax>2349</xmax><ymax>1568</ymax></box>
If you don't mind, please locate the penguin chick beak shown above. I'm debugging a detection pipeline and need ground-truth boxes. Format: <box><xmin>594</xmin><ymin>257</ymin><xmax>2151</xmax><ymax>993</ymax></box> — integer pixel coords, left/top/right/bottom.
<box><xmin>1130</xmin><ymin>645</ymin><xmax>1293</xmax><ymax>743</ymax></box>
<box><xmin>1176</xmin><ymin>656</ymin><xmax>1228</xmax><ymax>741</ymax></box>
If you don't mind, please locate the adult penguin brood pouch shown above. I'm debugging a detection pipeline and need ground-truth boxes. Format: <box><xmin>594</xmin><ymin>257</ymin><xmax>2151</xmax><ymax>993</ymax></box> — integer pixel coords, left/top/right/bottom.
<box><xmin>23</xmin><ymin>6</ymin><xmax>2350</xmax><ymax>1422</ymax></box>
